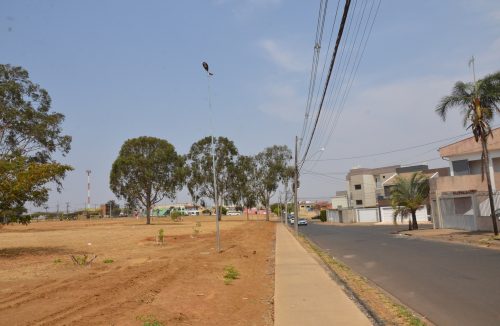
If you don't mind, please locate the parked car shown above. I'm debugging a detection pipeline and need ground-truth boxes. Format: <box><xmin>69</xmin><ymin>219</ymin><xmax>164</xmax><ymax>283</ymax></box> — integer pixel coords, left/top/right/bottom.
<box><xmin>227</xmin><ymin>211</ymin><xmax>242</xmax><ymax>216</ymax></box>
<box><xmin>298</xmin><ymin>218</ymin><xmax>308</xmax><ymax>226</ymax></box>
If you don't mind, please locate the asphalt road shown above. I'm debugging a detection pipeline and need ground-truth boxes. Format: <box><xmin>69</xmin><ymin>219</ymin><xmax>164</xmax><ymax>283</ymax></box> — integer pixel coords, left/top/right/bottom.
<box><xmin>299</xmin><ymin>223</ymin><xmax>500</xmax><ymax>326</ymax></box>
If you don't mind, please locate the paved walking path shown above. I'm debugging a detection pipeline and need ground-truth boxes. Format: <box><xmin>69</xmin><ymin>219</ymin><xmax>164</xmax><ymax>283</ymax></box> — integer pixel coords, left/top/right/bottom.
<box><xmin>274</xmin><ymin>223</ymin><xmax>371</xmax><ymax>326</ymax></box>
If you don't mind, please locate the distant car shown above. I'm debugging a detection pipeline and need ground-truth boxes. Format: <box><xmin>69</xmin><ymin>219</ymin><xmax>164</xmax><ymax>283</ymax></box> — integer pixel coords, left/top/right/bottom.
<box><xmin>227</xmin><ymin>211</ymin><xmax>242</xmax><ymax>216</ymax></box>
<box><xmin>186</xmin><ymin>210</ymin><xmax>200</xmax><ymax>216</ymax></box>
<box><xmin>298</xmin><ymin>218</ymin><xmax>308</xmax><ymax>226</ymax></box>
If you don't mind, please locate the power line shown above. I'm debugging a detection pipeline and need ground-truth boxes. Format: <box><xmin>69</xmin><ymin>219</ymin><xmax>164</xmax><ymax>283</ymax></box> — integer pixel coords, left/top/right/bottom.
<box><xmin>301</xmin><ymin>0</ymin><xmax>341</xmax><ymax>151</ymax></box>
<box><xmin>299</xmin><ymin>0</ymin><xmax>382</xmax><ymax>174</ymax></box>
<box><xmin>321</xmin><ymin>0</ymin><xmax>381</xmax><ymax>149</ymax></box>
<box><xmin>301</xmin><ymin>0</ymin><xmax>352</xmax><ymax>165</ymax></box>
<box><xmin>300</xmin><ymin>0</ymin><xmax>330</xmax><ymax>147</ymax></box>
<box><xmin>306</xmin><ymin>132</ymin><xmax>470</xmax><ymax>162</ymax></box>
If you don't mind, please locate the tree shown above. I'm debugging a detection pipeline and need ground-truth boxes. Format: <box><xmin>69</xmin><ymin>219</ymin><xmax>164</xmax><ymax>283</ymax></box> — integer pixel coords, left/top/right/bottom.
<box><xmin>185</xmin><ymin>136</ymin><xmax>238</xmax><ymax>221</ymax></box>
<box><xmin>390</xmin><ymin>172</ymin><xmax>430</xmax><ymax>230</ymax></box>
<box><xmin>254</xmin><ymin>145</ymin><xmax>292</xmax><ymax>221</ymax></box>
<box><xmin>0</xmin><ymin>64</ymin><xmax>72</xmax><ymax>223</ymax></box>
<box><xmin>110</xmin><ymin>137</ymin><xmax>184</xmax><ymax>225</ymax></box>
<box><xmin>229</xmin><ymin>155</ymin><xmax>257</xmax><ymax>220</ymax></box>
<box><xmin>436</xmin><ymin>71</ymin><xmax>500</xmax><ymax>235</ymax></box>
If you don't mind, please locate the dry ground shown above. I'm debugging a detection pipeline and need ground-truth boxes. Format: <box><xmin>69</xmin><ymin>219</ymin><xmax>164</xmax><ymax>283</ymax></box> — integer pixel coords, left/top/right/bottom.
<box><xmin>403</xmin><ymin>228</ymin><xmax>500</xmax><ymax>250</ymax></box>
<box><xmin>0</xmin><ymin>216</ymin><xmax>275</xmax><ymax>325</ymax></box>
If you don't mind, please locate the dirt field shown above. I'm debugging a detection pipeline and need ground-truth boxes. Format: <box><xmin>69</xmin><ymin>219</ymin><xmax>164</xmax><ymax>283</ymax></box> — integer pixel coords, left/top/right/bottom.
<box><xmin>0</xmin><ymin>216</ymin><xmax>275</xmax><ymax>325</ymax></box>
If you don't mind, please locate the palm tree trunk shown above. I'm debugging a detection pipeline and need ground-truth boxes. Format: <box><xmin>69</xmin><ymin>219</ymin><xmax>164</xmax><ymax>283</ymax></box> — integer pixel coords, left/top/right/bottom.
<box><xmin>481</xmin><ymin>137</ymin><xmax>499</xmax><ymax>235</ymax></box>
<box><xmin>411</xmin><ymin>210</ymin><xmax>418</xmax><ymax>230</ymax></box>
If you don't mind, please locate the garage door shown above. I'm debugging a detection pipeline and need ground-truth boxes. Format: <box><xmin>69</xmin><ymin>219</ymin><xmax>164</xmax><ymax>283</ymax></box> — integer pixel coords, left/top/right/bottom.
<box><xmin>380</xmin><ymin>206</ymin><xmax>428</xmax><ymax>223</ymax></box>
<box><xmin>357</xmin><ymin>209</ymin><xmax>378</xmax><ymax>222</ymax></box>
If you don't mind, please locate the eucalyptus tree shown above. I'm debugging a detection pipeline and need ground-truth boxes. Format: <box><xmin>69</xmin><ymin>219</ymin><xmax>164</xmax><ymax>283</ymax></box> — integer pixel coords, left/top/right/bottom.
<box><xmin>229</xmin><ymin>155</ymin><xmax>257</xmax><ymax>220</ymax></box>
<box><xmin>0</xmin><ymin>64</ymin><xmax>73</xmax><ymax>223</ymax></box>
<box><xmin>391</xmin><ymin>172</ymin><xmax>430</xmax><ymax>230</ymax></box>
<box><xmin>110</xmin><ymin>137</ymin><xmax>185</xmax><ymax>225</ymax></box>
<box><xmin>254</xmin><ymin>145</ymin><xmax>292</xmax><ymax>221</ymax></box>
<box><xmin>436</xmin><ymin>70</ymin><xmax>500</xmax><ymax>235</ymax></box>
<box><xmin>185</xmin><ymin>136</ymin><xmax>238</xmax><ymax>220</ymax></box>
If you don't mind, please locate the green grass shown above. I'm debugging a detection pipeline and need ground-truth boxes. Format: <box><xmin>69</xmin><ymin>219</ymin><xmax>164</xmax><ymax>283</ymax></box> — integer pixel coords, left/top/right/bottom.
<box><xmin>53</xmin><ymin>258</ymin><xmax>62</xmax><ymax>263</ymax></box>
<box><xmin>137</xmin><ymin>315</ymin><xmax>164</xmax><ymax>326</ymax></box>
<box><xmin>223</xmin><ymin>265</ymin><xmax>240</xmax><ymax>285</ymax></box>
<box><xmin>103</xmin><ymin>259</ymin><xmax>114</xmax><ymax>264</ymax></box>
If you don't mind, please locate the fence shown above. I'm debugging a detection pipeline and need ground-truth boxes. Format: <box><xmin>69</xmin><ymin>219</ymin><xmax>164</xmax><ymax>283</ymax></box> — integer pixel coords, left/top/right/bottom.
<box><xmin>434</xmin><ymin>192</ymin><xmax>500</xmax><ymax>231</ymax></box>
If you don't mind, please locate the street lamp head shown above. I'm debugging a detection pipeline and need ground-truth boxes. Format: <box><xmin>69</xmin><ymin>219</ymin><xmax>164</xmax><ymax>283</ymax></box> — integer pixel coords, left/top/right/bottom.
<box><xmin>202</xmin><ymin>62</ymin><xmax>213</xmax><ymax>76</ymax></box>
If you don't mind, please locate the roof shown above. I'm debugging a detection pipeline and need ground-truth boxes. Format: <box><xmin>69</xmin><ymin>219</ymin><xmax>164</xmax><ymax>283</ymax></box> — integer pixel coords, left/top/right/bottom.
<box><xmin>382</xmin><ymin>168</ymin><xmax>448</xmax><ymax>186</ymax></box>
<box><xmin>346</xmin><ymin>165</ymin><xmax>400</xmax><ymax>180</ymax></box>
<box><xmin>439</xmin><ymin>128</ymin><xmax>500</xmax><ymax>158</ymax></box>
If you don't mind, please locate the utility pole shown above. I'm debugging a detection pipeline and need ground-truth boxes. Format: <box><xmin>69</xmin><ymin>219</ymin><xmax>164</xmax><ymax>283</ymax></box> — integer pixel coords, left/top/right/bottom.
<box><xmin>66</xmin><ymin>202</ymin><xmax>70</xmax><ymax>215</ymax></box>
<box><xmin>203</xmin><ymin>61</ymin><xmax>220</xmax><ymax>252</ymax></box>
<box><xmin>294</xmin><ymin>136</ymin><xmax>299</xmax><ymax>235</ymax></box>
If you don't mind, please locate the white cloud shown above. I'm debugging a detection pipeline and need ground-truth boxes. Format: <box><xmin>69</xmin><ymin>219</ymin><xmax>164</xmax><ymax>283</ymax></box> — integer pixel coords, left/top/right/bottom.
<box><xmin>258</xmin><ymin>39</ymin><xmax>307</xmax><ymax>72</ymax></box>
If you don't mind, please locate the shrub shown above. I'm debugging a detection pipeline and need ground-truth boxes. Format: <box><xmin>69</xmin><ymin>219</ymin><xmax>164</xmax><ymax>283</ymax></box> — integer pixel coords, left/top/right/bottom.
<box><xmin>158</xmin><ymin>228</ymin><xmax>165</xmax><ymax>244</ymax></box>
<box><xmin>103</xmin><ymin>259</ymin><xmax>114</xmax><ymax>264</ymax></box>
<box><xmin>221</xmin><ymin>206</ymin><xmax>228</xmax><ymax>215</ymax></box>
<box><xmin>319</xmin><ymin>210</ymin><xmax>327</xmax><ymax>222</ymax></box>
<box><xmin>223</xmin><ymin>265</ymin><xmax>240</xmax><ymax>285</ymax></box>
<box><xmin>170</xmin><ymin>211</ymin><xmax>182</xmax><ymax>221</ymax></box>
<box><xmin>70</xmin><ymin>254</ymin><xmax>97</xmax><ymax>266</ymax></box>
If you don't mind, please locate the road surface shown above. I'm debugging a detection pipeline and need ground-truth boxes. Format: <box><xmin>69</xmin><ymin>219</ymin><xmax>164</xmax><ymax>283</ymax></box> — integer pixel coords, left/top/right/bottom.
<box><xmin>300</xmin><ymin>223</ymin><xmax>500</xmax><ymax>326</ymax></box>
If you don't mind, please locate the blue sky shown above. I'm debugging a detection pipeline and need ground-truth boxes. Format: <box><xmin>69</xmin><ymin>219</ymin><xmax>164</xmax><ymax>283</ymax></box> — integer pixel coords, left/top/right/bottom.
<box><xmin>2</xmin><ymin>0</ymin><xmax>500</xmax><ymax>211</ymax></box>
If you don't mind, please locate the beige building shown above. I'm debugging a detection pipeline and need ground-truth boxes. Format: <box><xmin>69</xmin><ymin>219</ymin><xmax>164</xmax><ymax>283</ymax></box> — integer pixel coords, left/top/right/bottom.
<box><xmin>346</xmin><ymin>165</ymin><xmax>400</xmax><ymax>208</ymax></box>
<box><xmin>429</xmin><ymin>128</ymin><xmax>500</xmax><ymax>231</ymax></box>
<box><xmin>431</xmin><ymin>127</ymin><xmax>500</xmax><ymax>194</ymax></box>
<box><xmin>331</xmin><ymin>191</ymin><xmax>348</xmax><ymax>209</ymax></box>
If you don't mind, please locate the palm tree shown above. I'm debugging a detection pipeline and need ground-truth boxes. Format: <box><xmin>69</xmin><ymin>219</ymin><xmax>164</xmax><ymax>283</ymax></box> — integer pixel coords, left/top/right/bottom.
<box><xmin>391</xmin><ymin>172</ymin><xmax>430</xmax><ymax>230</ymax></box>
<box><xmin>435</xmin><ymin>71</ymin><xmax>500</xmax><ymax>235</ymax></box>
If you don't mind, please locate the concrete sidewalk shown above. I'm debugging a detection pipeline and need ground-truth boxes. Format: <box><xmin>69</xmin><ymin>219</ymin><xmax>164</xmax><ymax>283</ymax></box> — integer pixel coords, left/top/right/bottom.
<box><xmin>274</xmin><ymin>223</ymin><xmax>371</xmax><ymax>326</ymax></box>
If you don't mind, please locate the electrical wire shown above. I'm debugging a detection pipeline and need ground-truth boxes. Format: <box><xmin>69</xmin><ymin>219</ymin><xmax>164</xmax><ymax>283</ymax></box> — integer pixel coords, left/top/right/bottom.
<box><xmin>301</xmin><ymin>0</ymin><xmax>352</xmax><ymax>165</ymax></box>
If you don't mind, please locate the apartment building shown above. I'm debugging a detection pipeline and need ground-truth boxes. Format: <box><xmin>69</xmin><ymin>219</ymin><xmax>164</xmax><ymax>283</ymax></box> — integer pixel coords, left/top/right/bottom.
<box><xmin>346</xmin><ymin>165</ymin><xmax>400</xmax><ymax>208</ymax></box>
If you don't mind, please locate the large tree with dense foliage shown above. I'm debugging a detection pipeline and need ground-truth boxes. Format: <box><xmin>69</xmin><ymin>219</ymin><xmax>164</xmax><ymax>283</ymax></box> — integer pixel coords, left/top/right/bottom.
<box><xmin>390</xmin><ymin>172</ymin><xmax>430</xmax><ymax>230</ymax></box>
<box><xmin>185</xmin><ymin>136</ymin><xmax>238</xmax><ymax>220</ymax></box>
<box><xmin>254</xmin><ymin>145</ymin><xmax>292</xmax><ymax>221</ymax></box>
<box><xmin>0</xmin><ymin>64</ymin><xmax>72</xmax><ymax>223</ymax></box>
<box><xmin>110</xmin><ymin>136</ymin><xmax>184</xmax><ymax>225</ymax></box>
<box><xmin>436</xmin><ymin>70</ymin><xmax>500</xmax><ymax>235</ymax></box>
<box><xmin>228</xmin><ymin>155</ymin><xmax>257</xmax><ymax>220</ymax></box>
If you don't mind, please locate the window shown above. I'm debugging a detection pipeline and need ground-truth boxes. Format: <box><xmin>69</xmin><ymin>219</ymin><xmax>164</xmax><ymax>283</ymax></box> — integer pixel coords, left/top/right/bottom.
<box><xmin>356</xmin><ymin>200</ymin><xmax>363</xmax><ymax>205</ymax></box>
<box><xmin>452</xmin><ymin>160</ymin><xmax>470</xmax><ymax>176</ymax></box>
<box><xmin>354</xmin><ymin>184</ymin><xmax>362</xmax><ymax>190</ymax></box>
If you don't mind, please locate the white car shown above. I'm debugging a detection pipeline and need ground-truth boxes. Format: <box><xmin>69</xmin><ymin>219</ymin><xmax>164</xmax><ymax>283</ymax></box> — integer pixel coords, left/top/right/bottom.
<box><xmin>298</xmin><ymin>218</ymin><xmax>308</xmax><ymax>226</ymax></box>
<box><xmin>226</xmin><ymin>211</ymin><xmax>242</xmax><ymax>216</ymax></box>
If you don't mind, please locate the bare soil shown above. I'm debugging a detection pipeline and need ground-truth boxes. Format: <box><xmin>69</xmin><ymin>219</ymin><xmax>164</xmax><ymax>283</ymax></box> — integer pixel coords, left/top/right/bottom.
<box><xmin>403</xmin><ymin>228</ymin><xmax>500</xmax><ymax>251</ymax></box>
<box><xmin>0</xmin><ymin>217</ymin><xmax>275</xmax><ymax>325</ymax></box>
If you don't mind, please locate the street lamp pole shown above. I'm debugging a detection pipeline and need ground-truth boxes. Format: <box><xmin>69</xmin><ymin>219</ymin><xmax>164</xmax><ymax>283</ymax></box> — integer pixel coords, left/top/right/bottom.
<box><xmin>203</xmin><ymin>61</ymin><xmax>220</xmax><ymax>253</ymax></box>
<box><xmin>294</xmin><ymin>136</ymin><xmax>299</xmax><ymax>235</ymax></box>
